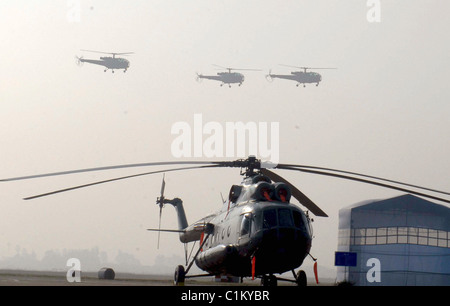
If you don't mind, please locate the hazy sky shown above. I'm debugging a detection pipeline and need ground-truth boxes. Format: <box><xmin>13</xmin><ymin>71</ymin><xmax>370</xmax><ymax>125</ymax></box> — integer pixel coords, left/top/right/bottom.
<box><xmin>1</xmin><ymin>0</ymin><xmax>449</xmax><ymax>275</ymax></box>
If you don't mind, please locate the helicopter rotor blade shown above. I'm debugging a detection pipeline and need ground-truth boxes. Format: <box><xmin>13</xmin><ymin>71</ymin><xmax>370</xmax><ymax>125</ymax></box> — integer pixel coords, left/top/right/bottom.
<box><xmin>279</xmin><ymin>64</ymin><xmax>303</xmax><ymax>69</ymax></box>
<box><xmin>275</xmin><ymin>165</ymin><xmax>450</xmax><ymax>205</ymax></box>
<box><xmin>157</xmin><ymin>174</ymin><xmax>166</xmax><ymax>249</ymax></box>
<box><xmin>212</xmin><ymin>64</ymin><xmax>261</xmax><ymax>72</ymax></box>
<box><xmin>22</xmin><ymin>165</ymin><xmax>221</xmax><ymax>200</ymax></box>
<box><xmin>261</xmin><ymin>168</ymin><xmax>328</xmax><ymax>217</ymax></box>
<box><xmin>308</xmin><ymin>68</ymin><xmax>337</xmax><ymax>70</ymax></box>
<box><xmin>212</xmin><ymin>64</ymin><xmax>227</xmax><ymax>70</ymax></box>
<box><xmin>80</xmin><ymin>49</ymin><xmax>115</xmax><ymax>55</ymax></box>
<box><xmin>0</xmin><ymin>161</ymin><xmax>218</xmax><ymax>182</ymax></box>
<box><xmin>80</xmin><ymin>50</ymin><xmax>134</xmax><ymax>55</ymax></box>
<box><xmin>160</xmin><ymin>174</ymin><xmax>166</xmax><ymax>198</ymax></box>
<box><xmin>4</xmin><ymin>156</ymin><xmax>449</xmax><ymax>209</ymax></box>
<box><xmin>157</xmin><ymin>204</ymin><xmax>163</xmax><ymax>249</ymax></box>
<box><xmin>233</xmin><ymin>68</ymin><xmax>262</xmax><ymax>71</ymax></box>
<box><xmin>278</xmin><ymin>164</ymin><xmax>450</xmax><ymax>197</ymax></box>
<box><xmin>279</xmin><ymin>64</ymin><xmax>337</xmax><ymax>71</ymax></box>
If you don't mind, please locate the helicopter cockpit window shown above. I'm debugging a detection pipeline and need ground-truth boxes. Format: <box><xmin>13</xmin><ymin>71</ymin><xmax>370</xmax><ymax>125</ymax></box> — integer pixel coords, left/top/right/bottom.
<box><xmin>262</xmin><ymin>209</ymin><xmax>277</xmax><ymax>229</ymax></box>
<box><xmin>293</xmin><ymin>210</ymin><xmax>308</xmax><ymax>233</ymax></box>
<box><xmin>240</xmin><ymin>214</ymin><xmax>252</xmax><ymax>236</ymax></box>
<box><xmin>278</xmin><ymin>208</ymin><xmax>294</xmax><ymax>227</ymax></box>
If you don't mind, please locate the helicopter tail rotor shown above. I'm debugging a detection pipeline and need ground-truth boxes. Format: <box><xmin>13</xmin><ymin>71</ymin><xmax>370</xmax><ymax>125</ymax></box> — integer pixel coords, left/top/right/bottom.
<box><xmin>75</xmin><ymin>56</ymin><xmax>84</xmax><ymax>67</ymax></box>
<box><xmin>265</xmin><ymin>70</ymin><xmax>274</xmax><ymax>82</ymax></box>
<box><xmin>195</xmin><ymin>72</ymin><xmax>203</xmax><ymax>83</ymax></box>
<box><xmin>156</xmin><ymin>174</ymin><xmax>166</xmax><ymax>249</ymax></box>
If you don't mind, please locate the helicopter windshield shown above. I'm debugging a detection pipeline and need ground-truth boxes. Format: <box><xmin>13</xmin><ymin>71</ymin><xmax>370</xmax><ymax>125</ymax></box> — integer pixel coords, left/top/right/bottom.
<box><xmin>262</xmin><ymin>208</ymin><xmax>277</xmax><ymax>229</ymax></box>
<box><xmin>259</xmin><ymin>208</ymin><xmax>307</xmax><ymax>232</ymax></box>
<box><xmin>278</xmin><ymin>208</ymin><xmax>294</xmax><ymax>227</ymax></box>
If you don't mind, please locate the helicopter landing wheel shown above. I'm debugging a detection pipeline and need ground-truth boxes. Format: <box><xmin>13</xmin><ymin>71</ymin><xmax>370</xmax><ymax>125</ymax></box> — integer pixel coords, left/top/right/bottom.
<box><xmin>261</xmin><ymin>274</ymin><xmax>277</xmax><ymax>287</ymax></box>
<box><xmin>112</xmin><ymin>70</ymin><xmax>115</xmax><ymax>73</ymax></box>
<box><xmin>174</xmin><ymin>265</ymin><xmax>186</xmax><ymax>286</ymax></box>
<box><xmin>296</xmin><ymin>270</ymin><xmax>307</xmax><ymax>287</ymax></box>
<box><xmin>104</xmin><ymin>69</ymin><xmax>107</xmax><ymax>72</ymax></box>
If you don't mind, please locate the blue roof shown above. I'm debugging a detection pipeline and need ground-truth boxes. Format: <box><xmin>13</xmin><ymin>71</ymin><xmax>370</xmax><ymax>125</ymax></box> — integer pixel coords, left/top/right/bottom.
<box><xmin>340</xmin><ymin>194</ymin><xmax>450</xmax><ymax>231</ymax></box>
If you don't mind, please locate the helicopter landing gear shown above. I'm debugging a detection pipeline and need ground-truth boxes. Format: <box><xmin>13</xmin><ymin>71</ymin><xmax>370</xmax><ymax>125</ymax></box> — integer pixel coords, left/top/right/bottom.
<box><xmin>112</xmin><ymin>70</ymin><xmax>115</xmax><ymax>73</ymax></box>
<box><xmin>104</xmin><ymin>69</ymin><xmax>108</xmax><ymax>72</ymax></box>
<box><xmin>316</xmin><ymin>83</ymin><xmax>319</xmax><ymax>86</ymax></box>
<box><xmin>173</xmin><ymin>231</ymin><xmax>212</xmax><ymax>285</ymax></box>
<box><xmin>174</xmin><ymin>265</ymin><xmax>186</xmax><ymax>286</ymax></box>
<box><xmin>260</xmin><ymin>270</ymin><xmax>307</xmax><ymax>286</ymax></box>
<box><xmin>295</xmin><ymin>270</ymin><xmax>307</xmax><ymax>287</ymax></box>
<box><xmin>260</xmin><ymin>274</ymin><xmax>277</xmax><ymax>287</ymax></box>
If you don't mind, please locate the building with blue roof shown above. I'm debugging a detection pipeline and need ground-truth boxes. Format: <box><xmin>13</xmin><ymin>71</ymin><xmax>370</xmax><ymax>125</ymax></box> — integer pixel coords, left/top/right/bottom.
<box><xmin>337</xmin><ymin>194</ymin><xmax>450</xmax><ymax>286</ymax></box>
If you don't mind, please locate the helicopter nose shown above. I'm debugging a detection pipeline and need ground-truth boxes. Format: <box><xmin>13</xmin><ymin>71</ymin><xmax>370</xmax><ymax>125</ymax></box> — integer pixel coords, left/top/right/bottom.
<box><xmin>255</xmin><ymin>228</ymin><xmax>311</xmax><ymax>273</ymax></box>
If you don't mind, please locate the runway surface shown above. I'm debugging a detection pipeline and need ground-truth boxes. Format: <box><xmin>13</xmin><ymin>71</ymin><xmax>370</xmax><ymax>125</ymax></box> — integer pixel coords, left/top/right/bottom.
<box><xmin>0</xmin><ymin>270</ymin><xmax>183</xmax><ymax>286</ymax></box>
<box><xmin>0</xmin><ymin>269</ymin><xmax>332</xmax><ymax>286</ymax></box>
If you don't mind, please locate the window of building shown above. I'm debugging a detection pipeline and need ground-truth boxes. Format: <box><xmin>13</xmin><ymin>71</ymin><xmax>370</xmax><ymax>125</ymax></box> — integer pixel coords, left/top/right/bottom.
<box><xmin>341</xmin><ymin>226</ymin><xmax>450</xmax><ymax>248</ymax></box>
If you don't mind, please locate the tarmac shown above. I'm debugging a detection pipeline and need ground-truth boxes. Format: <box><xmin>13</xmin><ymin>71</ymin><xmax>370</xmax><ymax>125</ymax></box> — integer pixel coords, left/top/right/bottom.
<box><xmin>0</xmin><ymin>269</ymin><xmax>332</xmax><ymax>286</ymax></box>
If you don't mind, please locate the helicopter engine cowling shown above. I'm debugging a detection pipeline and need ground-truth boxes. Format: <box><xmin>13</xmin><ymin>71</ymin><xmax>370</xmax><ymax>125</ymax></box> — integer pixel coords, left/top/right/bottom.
<box><xmin>273</xmin><ymin>183</ymin><xmax>292</xmax><ymax>203</ymax></box>
<box><xmin>252</xmin><ymin>181</ymin><xmax>275</xmax><ymax>201</ymax></box>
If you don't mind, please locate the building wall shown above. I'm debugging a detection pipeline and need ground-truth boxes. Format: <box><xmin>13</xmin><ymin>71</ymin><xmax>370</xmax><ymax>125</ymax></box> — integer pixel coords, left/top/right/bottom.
<box><xmin>337</xmin><ymin>195</ymin><xmax>450</xmax><ymax>286</ymax></box>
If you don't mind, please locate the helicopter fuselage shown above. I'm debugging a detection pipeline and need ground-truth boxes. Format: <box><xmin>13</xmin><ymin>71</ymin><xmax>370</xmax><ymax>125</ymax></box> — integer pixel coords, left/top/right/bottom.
<box><xmin>166</xmin><ymin>175</ymin><xmax>313</xmax><ymax>279</ymax></box>
<box><xmin>195</xmin><ymin>200</ymin><xmax>312</xmax><ymax>277</ymax></box>
<box><xmin>198</xmin><ymin>72</ymin><xmax>245</xmax><ymax>86</ymax></box>
<box><xmin>79</xmin><ymin>57</ymin><xmax>130</xmax><ymax>71</ymax></box>
<box><xmin>268</xmin><ymin>71</ymin><xmax>322</xmax><ymax>86</ymax></box>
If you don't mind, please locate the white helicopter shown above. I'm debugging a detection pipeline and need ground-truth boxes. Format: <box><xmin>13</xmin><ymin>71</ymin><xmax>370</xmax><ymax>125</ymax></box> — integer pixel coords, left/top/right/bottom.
<box><xmin>196</xmin><ymin>65</ymin><xmax>261</xmax><ymax>87</ymax></box>
<box><xmin>266</xmin><ymin>65</ymin><xmax>336</xmax><ymax>87</ymax></box>
<box><xmin>75</xmin><ymin>50</ymin><xmax>133</xmax><ymax>73</ymax></box>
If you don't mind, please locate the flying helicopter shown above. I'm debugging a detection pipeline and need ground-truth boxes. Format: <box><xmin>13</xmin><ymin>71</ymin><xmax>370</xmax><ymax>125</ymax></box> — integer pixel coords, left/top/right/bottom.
<box><xmin>2</xmin><ymin>156</ymin><xmax>450</xmax><ymax>286</ymax></box>
<box><xmin>196</xmin><ymin>65</ymin><xmax>261</xmax><ymax>87</ymax></box>
<box><xmin>75</xmin><ymin>50</ymin><xmax>133</xmax><ymax>73</ymax></box>
<box><xmin>266</xmin><ymin>65</ymin><xmax>336</xmax><ymax>87</ymax></box>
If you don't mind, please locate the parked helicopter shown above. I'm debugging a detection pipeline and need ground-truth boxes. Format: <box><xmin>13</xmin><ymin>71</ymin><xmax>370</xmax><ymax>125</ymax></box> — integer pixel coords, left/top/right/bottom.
<box><xmin>196</xmin><ymin>65</ymin><xmax>261</xmax><ymax>87</ymax></box>
<box><xmin>2</xmin><ymin>156</ymin><xmax>450</xmax><ymax>286</ymax></box>
<box><xmin>75</xmin><ymin>50</ymin><xmax>133</xmax><ymax>73</ymax></box>
<box><xmin>266</xmin><ymin>65</ymin><xmax>336</xmax><ymax>87</ymax></box>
